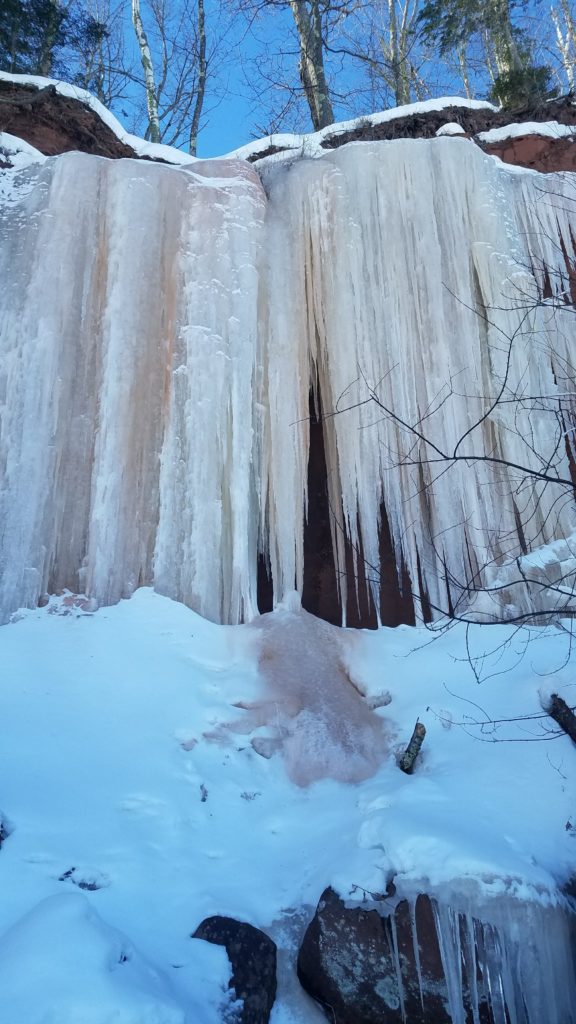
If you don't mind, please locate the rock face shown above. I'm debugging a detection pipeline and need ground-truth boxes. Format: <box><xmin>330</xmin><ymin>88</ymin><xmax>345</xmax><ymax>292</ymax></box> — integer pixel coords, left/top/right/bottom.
<box><xmin>2</xmin><ymin>74</ymin><xmax>576</xmax><ymax>173</ymax></box>
<box><xmin>297</xmin><ymin>887</ymin><xmax>408</xmax><ymax>1024</ymax></box>
<box><xmin>192</xmin><ymin>916</ymin><xmax>277</xmax><ymax>1024</ymax></box>
<box><xmin>482</xmin><ymin>132</ymin><xmax>576</xmax><ymax>172</ymax></box>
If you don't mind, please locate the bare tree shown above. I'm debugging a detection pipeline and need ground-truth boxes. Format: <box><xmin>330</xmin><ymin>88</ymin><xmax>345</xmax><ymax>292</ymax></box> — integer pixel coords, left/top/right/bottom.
<box><xmin>551</xmin><ymin>0</ymin><xmax>576</xmax><ymax>91</ymax></box>
<box><xmin>129</xmin><ymin>0</ymin><xmax>219</xmax><ymax>153</ymax></box>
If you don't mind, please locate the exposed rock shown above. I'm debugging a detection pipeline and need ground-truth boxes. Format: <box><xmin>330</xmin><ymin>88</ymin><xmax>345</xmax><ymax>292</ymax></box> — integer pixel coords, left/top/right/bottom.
<box><xmin>192</xmin><ymin>916</ymin><xmax>277</xmax><ymax>1024</ymax></box>
<box><xmin>297</xmin><ymin>887</ymin><xmax>406</xmax><ymax>1023</ymax></box>
<box><xmin>297</xmin><ymin>888</ymin><xmax>501</xmax><ymax>1023</ymax></box>
<box><xmin>482</xmin><ymin>132</ymin><xmax>576</xmax><ymax>172</ymax></box>
<box><xmin>0</xmin><ymin>79</ymin><xmax>136</xmax><ymax>159</ymax></box>
<box><xmin>318</xmin><ymin>97</ymin><xmax>576</xmax><ymax>150</ymax></box>
<box><xmin>2</xmin><ymin>74</ymin><xmax>576</xmax><ymax>175</ymax></box>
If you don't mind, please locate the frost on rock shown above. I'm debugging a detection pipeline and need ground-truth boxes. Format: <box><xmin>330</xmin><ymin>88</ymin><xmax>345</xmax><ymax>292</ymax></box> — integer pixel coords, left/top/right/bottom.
<box><xmin>0</xmin><ymin>138</ymin><xmax>575</xmax><ymax>624</ymax></box>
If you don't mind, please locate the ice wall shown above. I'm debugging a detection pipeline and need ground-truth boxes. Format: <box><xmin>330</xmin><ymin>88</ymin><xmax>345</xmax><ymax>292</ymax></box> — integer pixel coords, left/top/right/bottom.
<box><xmin>0</xmin><ymin>139</ymin><xmax>575</xmax><ymax>624</ymax></box>
<box><xmin>0</xmin><ymin>154</ymin><xmax>265</xmax><ymax>624</ymax></box>
<box><xmin>262</xmin><ymin>140</ymin><xmax>576</xmax><ymax>621</ymax></box>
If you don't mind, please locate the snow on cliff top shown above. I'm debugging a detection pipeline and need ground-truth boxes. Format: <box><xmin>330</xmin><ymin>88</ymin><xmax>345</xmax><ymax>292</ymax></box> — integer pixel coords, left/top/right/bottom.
<box><xmin>478</xmin><ymin>120</ymin><xmax>576</xmax><ymax>143</ymax></box>
<box><xmin>0</xmin><ymin>71</ymin><xmax>498</xmax><ymax>165</ymax></box>
<box><xmin>229</xmin><ymin>96</ymin><xmax>498</xmax><ymax>161</ymax></box>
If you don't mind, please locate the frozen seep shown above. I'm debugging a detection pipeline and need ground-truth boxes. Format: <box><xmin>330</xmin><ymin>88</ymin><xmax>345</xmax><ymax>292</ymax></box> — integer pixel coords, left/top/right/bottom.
<box><xmin>0</xmin><ymin>139</ymin><xmax>575</xmax><ymax>624</ymax></box>
<box><xmin>373</xmin><ymin>884</ymin><xmax>576</xmax><ymax>1024</ymax></box>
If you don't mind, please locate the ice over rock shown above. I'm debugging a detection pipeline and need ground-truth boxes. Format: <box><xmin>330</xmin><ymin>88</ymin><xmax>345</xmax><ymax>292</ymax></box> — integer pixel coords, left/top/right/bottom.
<box><xmin>0</xmin><ymin>138</ymin><xmax>575</xmax><ymax>624</ymax></box>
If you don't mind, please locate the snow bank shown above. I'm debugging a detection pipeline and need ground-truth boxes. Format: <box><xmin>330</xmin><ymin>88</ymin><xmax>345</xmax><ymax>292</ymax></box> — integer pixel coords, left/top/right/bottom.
<box><xmin>0</xmin><ymin>131</ymin><xmax>46</xmax><ymax>169</ymax></box>
<box><xmin>0</xmin><ymin>893</ymin><xmax>185</xmax><ymax>1024</ymax></box>
<box><xmin>0</xmin><ymin>590</ymin><xmax>574</xmax><ymax>1020</ymax></box>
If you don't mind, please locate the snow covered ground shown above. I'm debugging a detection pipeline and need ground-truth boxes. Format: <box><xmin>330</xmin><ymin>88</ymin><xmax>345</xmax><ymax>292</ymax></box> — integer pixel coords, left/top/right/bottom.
<box><xmin>0</xmin><ymin>588</ymin><xmax>574</xmax><ymax>1022</ymax></box>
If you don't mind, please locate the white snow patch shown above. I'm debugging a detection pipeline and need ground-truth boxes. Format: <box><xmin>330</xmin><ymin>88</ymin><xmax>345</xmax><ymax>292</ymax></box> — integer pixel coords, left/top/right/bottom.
<box><xmin>436</xmin><ymin>122</ymin><xmax>466</xmax><ymax>136</ymax></box>
<box><xmin>478</xmin><ymin>120</ymin><xmax>576</xmax><ymax>144</ymax></box>
<box><xmin>0</xmin><ymin>131</ymin><xmax>46</xmax><ymax>169</ymax></box>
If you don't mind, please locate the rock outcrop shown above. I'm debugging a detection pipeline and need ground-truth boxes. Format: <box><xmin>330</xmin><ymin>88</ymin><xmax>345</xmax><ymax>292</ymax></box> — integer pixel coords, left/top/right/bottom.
<box><xmin>0</xmin><ymin>79</ymin><xmax>136</xmax><ymax>159</ymax></box>
<box><xmin>192</xmin><ymin>916</ymin><xmax>277</xmax><ymax>1024</ymax></box>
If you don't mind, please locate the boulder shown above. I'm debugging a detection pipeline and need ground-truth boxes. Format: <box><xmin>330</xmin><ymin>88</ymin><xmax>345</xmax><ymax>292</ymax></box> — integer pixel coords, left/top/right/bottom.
<box><xmin>192</xmin><ymin>916</ymin><xmax>276</xmax><ymax>1024</ymax></box>
<box><xmin>297</xmin><ymin>888</ymin><xmax>496</xmax><ymax>1023</ymax></box>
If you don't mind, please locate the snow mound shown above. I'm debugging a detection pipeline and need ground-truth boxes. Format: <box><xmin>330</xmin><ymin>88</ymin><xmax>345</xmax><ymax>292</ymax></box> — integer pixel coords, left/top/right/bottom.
<box><xmin>0</xmin><ymin>894</ymin><xmax>184</xmax><ymax>1024</ymax></box>
<box><xmin>0</xmin><ymin>131</ymin><xmax>46</xmax><ymax>169</ymax></box>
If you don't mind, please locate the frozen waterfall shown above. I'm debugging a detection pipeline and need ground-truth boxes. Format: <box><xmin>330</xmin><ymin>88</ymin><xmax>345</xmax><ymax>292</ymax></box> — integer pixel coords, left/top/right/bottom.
<box><xmin>0</xmin><ymin>139</ymin><xmax>575</xmax><ymax>624</ymax></box>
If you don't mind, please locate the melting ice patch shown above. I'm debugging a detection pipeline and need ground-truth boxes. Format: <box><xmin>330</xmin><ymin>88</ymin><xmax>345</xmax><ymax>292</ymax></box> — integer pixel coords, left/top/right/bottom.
<box><xmin>207</xmin><ymin>600</ymin><xmax>391</xmax><ymax>785</ymax></box>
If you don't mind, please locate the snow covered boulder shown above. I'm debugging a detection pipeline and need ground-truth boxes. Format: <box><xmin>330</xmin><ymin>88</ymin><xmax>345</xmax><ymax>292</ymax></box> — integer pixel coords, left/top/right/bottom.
<box><xmin>192</xmin><ymin>916</ymin><xmax>277</xmax><ymax>1023</ymax></box>
<box><xmin>0</xmin><ymin>893</ymin><xmax>184</xmax><ymax>1024</ymax></box>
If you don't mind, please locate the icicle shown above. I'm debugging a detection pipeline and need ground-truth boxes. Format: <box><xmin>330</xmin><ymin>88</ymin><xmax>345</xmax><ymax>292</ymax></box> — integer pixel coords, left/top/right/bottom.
<box><xmin>431</xmin><ymin>902</ymin><xmax>465</xmax><ymax>1024</ymax></box>
<box><xmin>0</xmin><ymin>154</ymin><xmax>266</xmax><ymax>624</ymax></box>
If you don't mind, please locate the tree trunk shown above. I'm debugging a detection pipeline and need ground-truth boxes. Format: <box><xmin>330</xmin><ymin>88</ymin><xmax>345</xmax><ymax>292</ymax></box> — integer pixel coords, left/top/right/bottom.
<box><xmin>552</xmin><ymin>0</ymin><xmax>576</xmax><ymax>91</ymax></box>
<box><xmin>38</xmin><ymin>0</ymin><xmax>61</xmax><ymax>76</ymax></box>
<box><xmin>131</xmin><ymin>0</ymin><xmax>161</xmax><ymax>143</ymax></box>
<box><xmin>289</xmin><ymin>0</ymin><xmax>334</xmax><ymax>130</ymax></box>
<box><xmin>489</xmin><ymin>0</ymin><xmax>523</xmax><ymax>76</ymax></box>
<box><xmin>546</xmin><ymin>694</ymin><xmax>576</xmax><ymax>743</ymax></box>
<box><xmin>189</xmin><ymin>0</ymin><xmax>207</xmax><ymax>155</ymax></box>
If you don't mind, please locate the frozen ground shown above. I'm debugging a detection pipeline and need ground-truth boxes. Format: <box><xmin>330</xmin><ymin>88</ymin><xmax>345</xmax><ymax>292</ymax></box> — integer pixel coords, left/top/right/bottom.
<box><xmin>0</xmin><ymin>588</ymin><xmax>574</xmax><ymax>1022</ymax></box>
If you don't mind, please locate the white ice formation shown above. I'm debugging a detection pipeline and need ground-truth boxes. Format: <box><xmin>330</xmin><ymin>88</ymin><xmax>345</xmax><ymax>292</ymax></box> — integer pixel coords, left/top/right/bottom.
<box><xmin>0</xmin><ymin>138</ymin><xmax>575</xmax><ymax>624</ymax></box>
<box><xmin>380</xmin><ymin>885</ymin><xmax>576</xmax><ymax>1024</ymax></box>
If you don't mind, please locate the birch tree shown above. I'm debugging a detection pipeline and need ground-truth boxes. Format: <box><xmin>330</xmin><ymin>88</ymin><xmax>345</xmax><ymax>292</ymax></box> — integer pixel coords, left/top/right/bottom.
<box><xmin>131</xmin><ymin>0</ymin><xmax>161</xmax><ymax>141</ymax></box>
<box><xmin>288</xmin><ymin>0</ymin><xmax>334</xmax><ymax>129</ymax></box>
<box><xmin>552</xmin><ymin>0</ymin><xmax>576</xmax><ymax>90</ymax></box>
<box><xmin>128</xmin><ymin>0</ymin><xmax>215</xmax><ymax>153</ymax></box>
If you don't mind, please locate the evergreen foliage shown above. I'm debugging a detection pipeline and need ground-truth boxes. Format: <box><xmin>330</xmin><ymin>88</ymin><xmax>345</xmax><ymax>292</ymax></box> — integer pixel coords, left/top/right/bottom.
<box><xmin>0</xmin><ymin>0</ymin><xmax>68</xmax><ymax>75</ymax></box>
<box><xmin>489</xmin><ymin>64</ymin><xmax>557</xmax><ymax>107</ymax></box>
<box><xmin>0</xmin><ymin>0</ymin><xmax>103</xmax><ymax>79</ymax></box>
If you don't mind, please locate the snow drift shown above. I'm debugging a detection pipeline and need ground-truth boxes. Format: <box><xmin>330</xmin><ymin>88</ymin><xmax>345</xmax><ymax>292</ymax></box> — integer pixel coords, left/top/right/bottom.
<box><xmin>0</xmin><ymin>137</ymin><xmax>575</xmax><ymax>625</ymax></box>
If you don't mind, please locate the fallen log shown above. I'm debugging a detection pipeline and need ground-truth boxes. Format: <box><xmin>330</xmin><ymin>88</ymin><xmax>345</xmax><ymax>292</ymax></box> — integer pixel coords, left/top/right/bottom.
<box><xmin>546</xmin><ymin>693</ymin><xmax>576</xmax><ymax>743</ymax></box>
<box><xmin>399</xmin><ymin>720</ymin><xmax>426</xmax><ymax>774</ymax></box>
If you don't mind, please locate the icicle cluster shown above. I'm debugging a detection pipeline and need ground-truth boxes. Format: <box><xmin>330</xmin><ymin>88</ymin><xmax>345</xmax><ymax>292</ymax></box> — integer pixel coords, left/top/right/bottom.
<box><xmin>380</xmin><ymin>888</ymin><xmax>576</xmax><ymax>1024</ymax></box>
<box><xmin>1</xmin><ymin>139</ymin><xmax>575</xmax><ymax>624</ymax></box>
<box><xmin>262</xmin><ymin>140</ymin><xmax>576</xmax><ymax>621</ymax></box>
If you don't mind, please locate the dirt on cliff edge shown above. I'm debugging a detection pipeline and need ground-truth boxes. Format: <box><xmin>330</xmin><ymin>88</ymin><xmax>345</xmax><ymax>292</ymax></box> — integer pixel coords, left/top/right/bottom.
<box><xmin>0</xmin><ymin>79</ymin><xmax>136</xmax><ymax>159</ymax></box>
<box><xmin>2</xmin><ymin>75</ymin><xmax>576</xmax><ymax>173</ymax></box>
